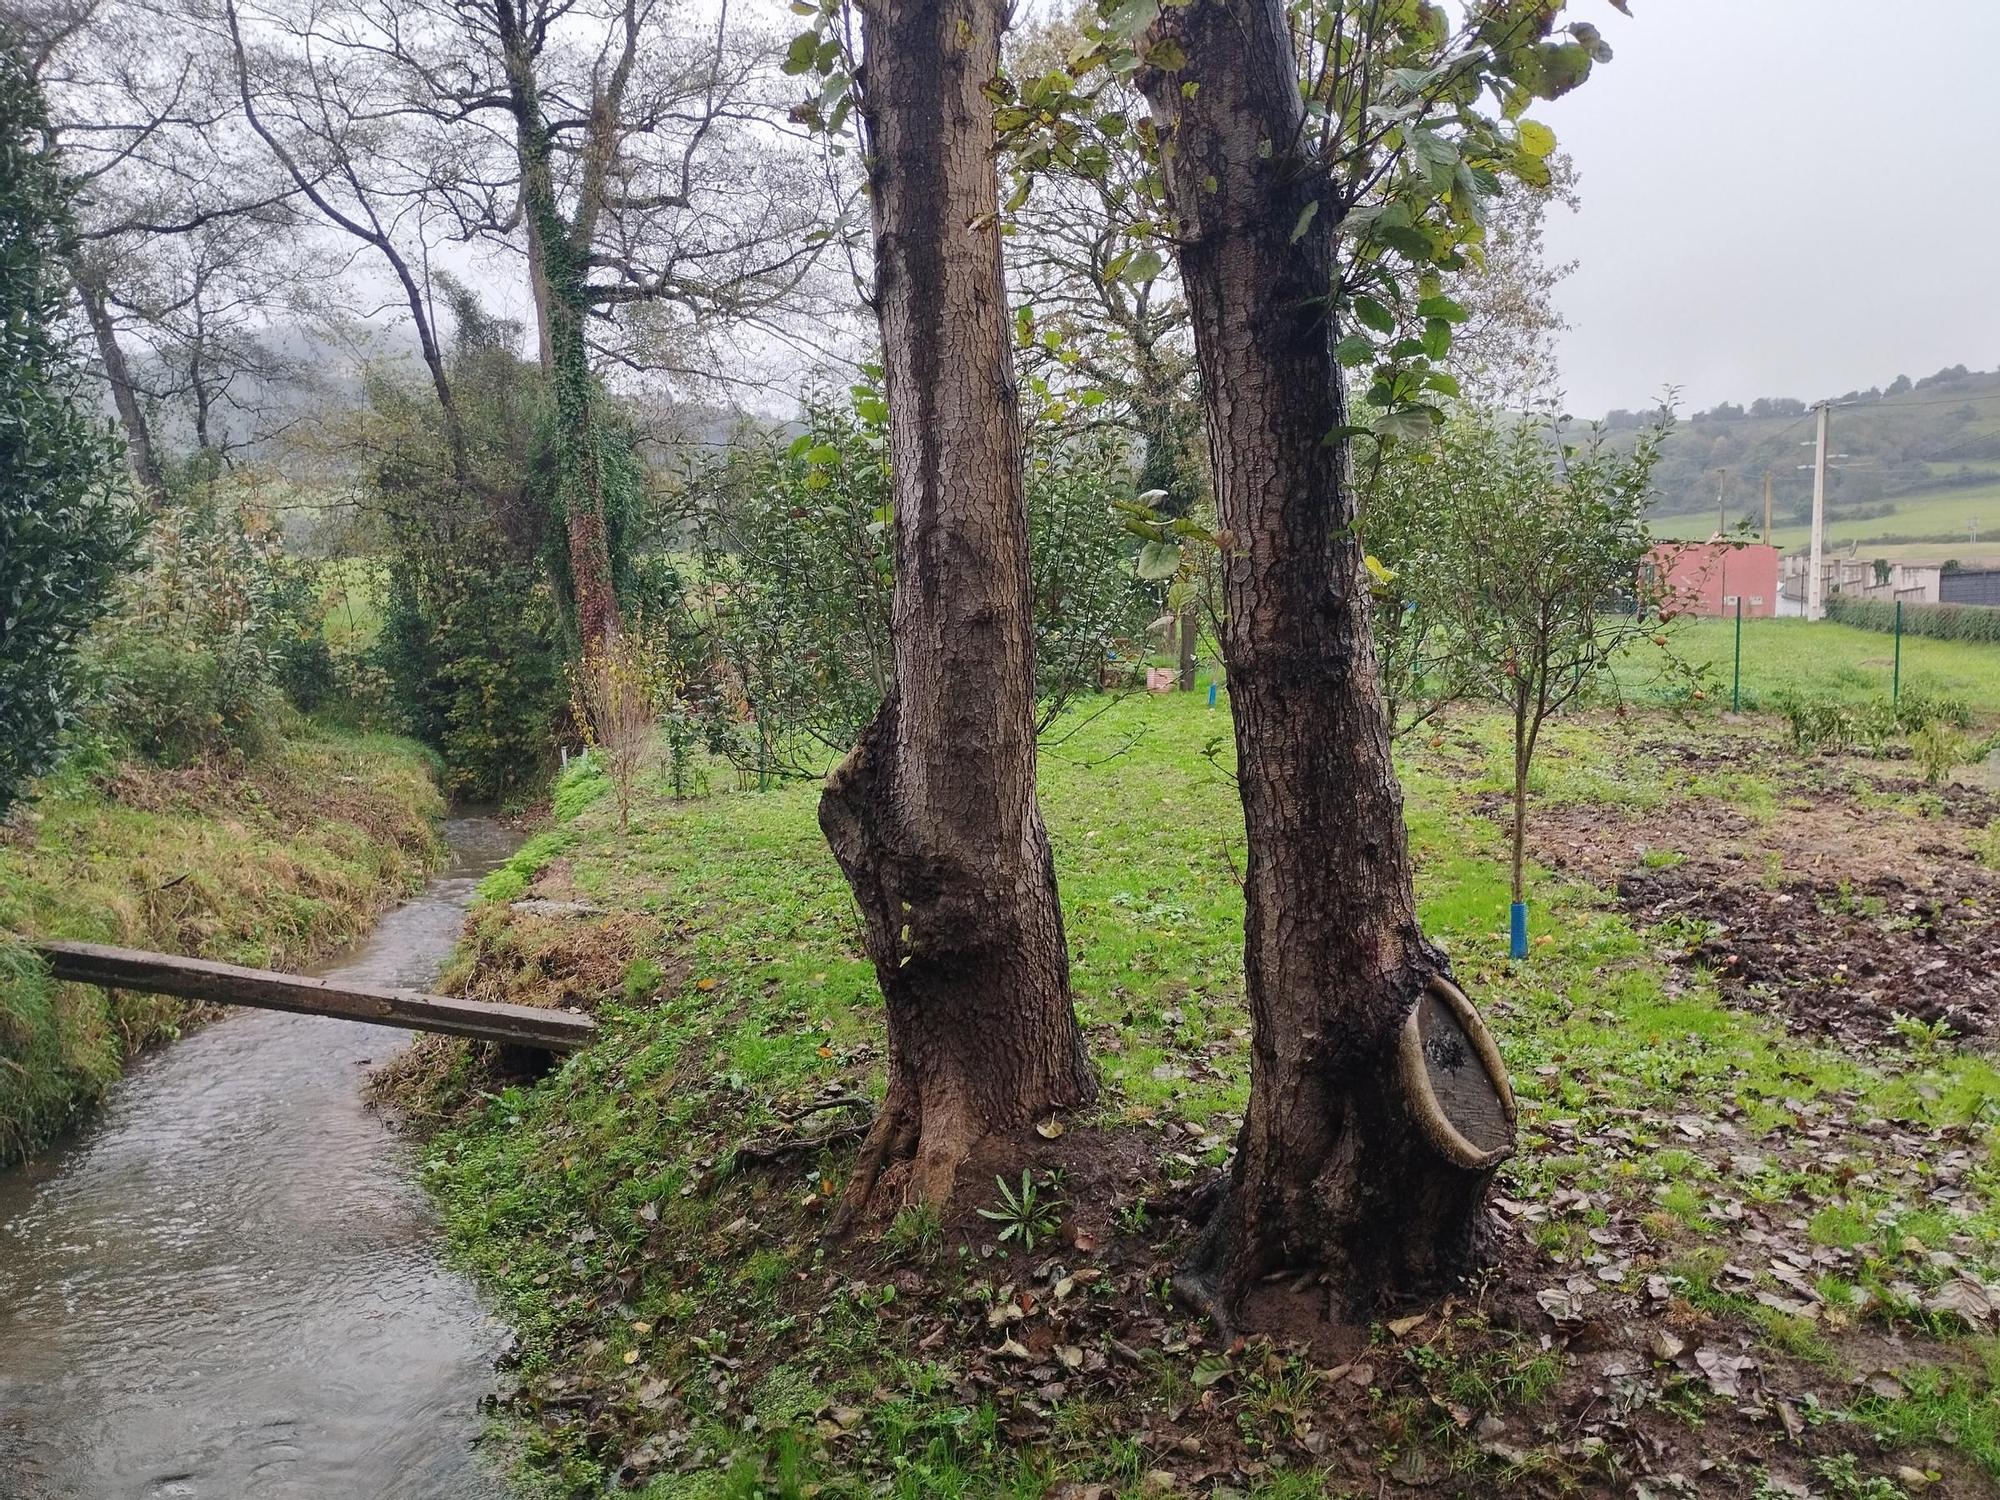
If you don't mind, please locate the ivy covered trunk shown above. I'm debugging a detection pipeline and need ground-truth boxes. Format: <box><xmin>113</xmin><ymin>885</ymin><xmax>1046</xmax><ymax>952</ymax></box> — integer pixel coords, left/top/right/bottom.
<box><xmin>821</xmin><ymin>0</ymin><xmax>1094</xmax><ymax>1221</ymax></box>
<box><xmin>1139</xmin><ymin>0</ymin><xmax>1515</xmax><ymax>1328</ymax></box>
<box><xmin>494</xmin><ymin>0</ymin><xmax>620</xmax><ymax>652</ymax></box>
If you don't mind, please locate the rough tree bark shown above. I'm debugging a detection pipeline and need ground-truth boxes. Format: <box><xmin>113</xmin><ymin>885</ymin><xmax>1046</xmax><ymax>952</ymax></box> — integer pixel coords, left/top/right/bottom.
<box><xmin>820</xmin><ymin>0</ymin><xmax>1094</xmax><ymax>1222</ymax></box>
<box><xmin>1138</xmin><ymin>0</ymin><xmax>1516</xmax><ymax>1329</ymax></box>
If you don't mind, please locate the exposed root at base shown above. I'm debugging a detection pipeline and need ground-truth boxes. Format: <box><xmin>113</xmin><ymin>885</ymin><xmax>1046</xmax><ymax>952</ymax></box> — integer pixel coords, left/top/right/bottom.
<box><xmin>1170</xmin><ymin>1265</ymin><xmax>1239</xmax><ymax>1346</ymax></box>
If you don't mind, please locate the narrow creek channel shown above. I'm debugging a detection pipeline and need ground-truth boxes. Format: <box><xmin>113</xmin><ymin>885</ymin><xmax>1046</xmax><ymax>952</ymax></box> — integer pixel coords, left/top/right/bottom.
<box><xmin>0</xmin><ymin>817</ymin><xmax>520</xmax><ymax>1500</ymax></box>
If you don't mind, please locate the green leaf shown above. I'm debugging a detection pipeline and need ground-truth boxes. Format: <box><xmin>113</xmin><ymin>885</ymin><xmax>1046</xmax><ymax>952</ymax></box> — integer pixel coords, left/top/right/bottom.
<box><xmin>1334</xmin><ymin>334</ymin><xmax>1374</xmax><ymax>368</ymax></box>
<box><xmin>1121</xmin><ymin>246</ymin><xmax>1165</xmax><ymax>284</ymax></box>
<box><xmin>1290</xmin><ymin>198</ymin><xmax>1320</xmax><ymax>243</ymax></box>
<box><xmin>782</xmin><ymin>30</ymin><xmax>819</xmax><ymax>75</ymax></box>
<box><xmin>1135</xmin><ymin>539</ymin><xmax>1182</xmax><ymax>580</ymax></box>
<box><xmin>1517</xmin><ymin>119</ymin><xmax>1556</xmax><ymax>159</ymax></box>
<box><xmin>1352</xmin><ymin>296</ymin><xmax>1395</xmax><ymax>334</ymax></box>
<box><xmin>1373</xmin><ymin>406</ymin><xmax>1440</xmax><ymax>444</ymax></box>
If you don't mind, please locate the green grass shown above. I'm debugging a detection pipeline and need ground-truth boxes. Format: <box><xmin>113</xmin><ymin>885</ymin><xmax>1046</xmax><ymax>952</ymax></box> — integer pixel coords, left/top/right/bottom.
<box><xmin>1626</xmin><ymin>617</ymin><xmax>2000</xmax><ymax>714</ymax></box>
<box><xmin>1848</xmin><ymin>1345</ymin><xmax>2000</xmax><ymax>1480</ymax></box>
<box><xmin>0</xmin><ymin>727</ymin><xmax>442</xmax><ymax>1164</ymax></box>
<box><xmin>412</xmin><ymin>691</ymin><xmax>2000</xmax><ymax>1496</ymax></box>
<box><xmin>320</xmin><ymin>557</ymin><xmax>388</xmax><ymax>653</ymax></box>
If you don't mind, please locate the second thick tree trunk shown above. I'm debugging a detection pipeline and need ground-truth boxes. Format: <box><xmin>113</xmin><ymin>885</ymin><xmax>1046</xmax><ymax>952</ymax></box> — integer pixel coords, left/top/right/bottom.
<box><xmin>1139</xmin><ymin>0</ymin><xmax>1515</xmax><ymax>1328</ymax></box>
<box><xmin>821</xmin><ymin>0</ymin><xmax>1094</xmax><ymax>1220</ymax></box>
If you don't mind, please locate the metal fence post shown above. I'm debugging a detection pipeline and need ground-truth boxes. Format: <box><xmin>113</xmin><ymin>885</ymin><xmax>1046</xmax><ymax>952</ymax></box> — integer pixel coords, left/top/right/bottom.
<box><xmin>1732</xmin><ymin>595</ymin><xmax>1743</xmax><ymax>713</ymax></box>
<box><xmin>1893</xmin><ymin>600</ymin><xmax>1903</xmax><ymax>704</ymax></box>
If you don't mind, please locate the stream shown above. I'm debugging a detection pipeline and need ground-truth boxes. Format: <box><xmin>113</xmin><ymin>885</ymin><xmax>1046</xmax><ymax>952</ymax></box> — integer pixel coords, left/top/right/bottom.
<box><xmin>0</xmin><ymin>817</ymin><xmax>519</xmax><ymax>1500</ymax></box>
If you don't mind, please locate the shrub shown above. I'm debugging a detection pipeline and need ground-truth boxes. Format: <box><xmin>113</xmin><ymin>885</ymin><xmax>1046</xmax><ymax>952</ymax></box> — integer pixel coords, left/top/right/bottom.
<box><xmin>569</xmin><ymin>629</ymin><xmax>670</xmax><ymax>831</ymax></box>
<box><xmin>377</xmin><ymin>553</ymin><xmax>563</xmax><ymax>802</ymax></box>
<box><xmin>0</xmin><ymin>45</ymin><xmax>138</xmax><ymax>814</ymax></box>
<box><xmin>1826</xmin><ymin>594</ymin><xmax>2000</xmax><ymax>644</ymax></box>
<box><xmin>1771</xmin><ymin>691</ymin><xmax>1859</xmax><ymax>753</ymax></box>
<box><xmin>87</xmin><ymin>495</ymin><xmax>321</xmax><ymax>765</ymax></box>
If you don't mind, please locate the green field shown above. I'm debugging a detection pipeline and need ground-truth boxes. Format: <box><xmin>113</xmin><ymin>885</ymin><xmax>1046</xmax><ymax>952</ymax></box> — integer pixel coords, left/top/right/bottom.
<box><xmin>409</xmin><ymin>690</ymin><xmax>2000</xmax><ymax>1497</ymax></box>
<box><xmin>1634</xmin><ymin>616</ymin><xmax>2000</xmax><ymax>714</ymax></box>
<box><xmin>1657</xmin><ymin>479</ymin><xmax>2000</xmax><ymax>564</ymax></box>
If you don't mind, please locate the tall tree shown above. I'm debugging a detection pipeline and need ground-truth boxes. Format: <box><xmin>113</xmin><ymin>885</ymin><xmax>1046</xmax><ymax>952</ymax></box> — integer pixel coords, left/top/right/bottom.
<box><xmin>809</xmin><ymin>0</ymin><xmax>1095</xmax><ymax>1221</ymax></box>
<box><xmin>227</xmin><ymin>0</ymin><xmax>831</xmax><ymax>649</ymax></box>
<box><xmin>1121</xmin><ymin>0</ymin><xmax>1612</xmax><ymax>1326</ymax></box>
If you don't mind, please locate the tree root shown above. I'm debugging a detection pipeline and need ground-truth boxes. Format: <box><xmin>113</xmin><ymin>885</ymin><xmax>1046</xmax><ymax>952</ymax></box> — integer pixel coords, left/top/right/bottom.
<box><xmin>827</xmin><ymin>1082</ymin><xmax>982</xmax><ymax>1237</ymax></box>
<box><xmin>828</xmin><ymin>1085</ymin><xmax>919</xmax><ymax>1237</ymax></box>
<box><xmin>734</xmin><ymin>1123</ymin><xmax>869</xmax><ymax>1166</ymax></box>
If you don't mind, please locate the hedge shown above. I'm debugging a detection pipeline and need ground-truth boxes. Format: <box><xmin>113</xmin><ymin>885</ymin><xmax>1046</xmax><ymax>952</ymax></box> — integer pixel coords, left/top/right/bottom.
<box><xmin>1826</xmin><ymin>594</ymin><xmax>2000</xmax><ymax>644</ymax></box>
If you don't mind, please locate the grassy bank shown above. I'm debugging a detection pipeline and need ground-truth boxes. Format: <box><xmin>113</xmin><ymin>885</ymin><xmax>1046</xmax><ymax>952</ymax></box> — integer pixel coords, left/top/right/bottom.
<box><xmin>0</xmin><ymin>729</ymin><xmax>443</xmax><ymax>1164</ymax></box>
<box><xmin>413</xmin><ymin>693</ymin><xmax>2000</xmax><ymax>1499</ymax></box>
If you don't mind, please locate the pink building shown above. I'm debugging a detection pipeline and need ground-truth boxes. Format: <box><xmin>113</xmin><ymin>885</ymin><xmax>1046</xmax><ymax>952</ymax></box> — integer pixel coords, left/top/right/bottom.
<box><xmin>1647</xmin><ymin>540</ymin><xmax>1780</xmax><ymax>618</ymax></box>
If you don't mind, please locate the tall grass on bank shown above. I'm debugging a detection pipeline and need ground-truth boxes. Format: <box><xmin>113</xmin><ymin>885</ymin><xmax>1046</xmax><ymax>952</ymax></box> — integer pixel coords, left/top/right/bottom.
<box><xmin>0</xmin><ymin>729</ymin><xmax>443</xmax><ymax>1165</ymax></box>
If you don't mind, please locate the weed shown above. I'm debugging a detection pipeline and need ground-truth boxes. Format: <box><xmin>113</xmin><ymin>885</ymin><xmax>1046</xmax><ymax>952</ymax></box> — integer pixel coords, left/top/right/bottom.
<box><xmin>1911</xmin><ymin>719</ymin><xmax>1972</xmax><ymax>786</ymax></box>
<box><xmin>1888</xmin><ymin>1011</ymin><xmax>1956</xmax><ymax>1060</ymax></box>
<box><xmin>884</xmin><ymin>1202</ymin><xmax>944</xmax><ymax>1263</ymax></box>
<box><xmin>975</xmin><ymin>1171</ymin><xmax>1063</xmax><ymax>1253</ymax></box>
<box><xmin>1113</xmin><ymin>1197</ymin><xmax>1151</xmax><ymax>1236</ymax></box>
<box><xmin>1810</xmin><ymin>1451</ymin><xmax>1910</xmax><ymax>1500</ymax></box>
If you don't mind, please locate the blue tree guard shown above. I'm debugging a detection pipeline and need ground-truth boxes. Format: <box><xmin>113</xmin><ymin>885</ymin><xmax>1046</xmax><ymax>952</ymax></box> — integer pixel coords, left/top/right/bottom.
<box><xmin>1509</xmin><ymin>901</ymin><xmax>1528</xmax><ymax>960</ymax></box>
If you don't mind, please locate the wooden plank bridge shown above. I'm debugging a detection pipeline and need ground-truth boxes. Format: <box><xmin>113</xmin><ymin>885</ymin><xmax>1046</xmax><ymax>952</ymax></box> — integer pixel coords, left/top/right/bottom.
<box><xmin>33</xmin><ymin>940</ymin><xmax>596</xmax><ymax>1053</ymax></box>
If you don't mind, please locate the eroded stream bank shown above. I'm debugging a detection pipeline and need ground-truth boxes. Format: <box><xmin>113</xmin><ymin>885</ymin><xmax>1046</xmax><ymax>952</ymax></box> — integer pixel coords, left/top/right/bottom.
<box><xmin>0</xmin><ymin>817</ymin><xmax>517</xmax><ymax>1500</ymax></box>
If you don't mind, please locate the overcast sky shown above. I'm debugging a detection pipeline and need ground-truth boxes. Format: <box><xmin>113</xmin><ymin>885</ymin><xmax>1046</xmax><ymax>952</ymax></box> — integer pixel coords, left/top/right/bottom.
<box><xmin>1535</xmin><ymin>0</ymin><xmax>2000</xmax><ymax>419</ymax></box>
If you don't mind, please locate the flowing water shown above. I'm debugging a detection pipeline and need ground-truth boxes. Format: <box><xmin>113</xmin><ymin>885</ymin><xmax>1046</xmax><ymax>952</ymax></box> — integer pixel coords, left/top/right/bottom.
<box><xmin>0</xmin><ymin>818</ymin><xmax>519</xmax><ymax>1500</ymax></box>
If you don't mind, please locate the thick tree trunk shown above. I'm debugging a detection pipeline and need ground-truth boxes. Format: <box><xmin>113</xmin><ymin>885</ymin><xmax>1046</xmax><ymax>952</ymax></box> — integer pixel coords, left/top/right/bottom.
<box><xmin>70</xmin><ymin>262</ymin><xmax>166</xmax><ymax>509</ymax></box>
<box><xmin>1139</xmin><ymin>0</ymin><xmax>1515</xmax><ymax>1329</ymax></box>
<box><xmin>821</xmin><ymin>0</ymin><xmax>1094</xmax><ymax>1222</ymax></box>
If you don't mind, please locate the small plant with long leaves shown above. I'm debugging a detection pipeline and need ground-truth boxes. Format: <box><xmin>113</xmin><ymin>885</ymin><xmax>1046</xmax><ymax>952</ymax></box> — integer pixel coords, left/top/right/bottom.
<box><xmin>976</xmin><ymin>1170</ymin><xmax>1064</xmax><ymax>1253</ymax></box>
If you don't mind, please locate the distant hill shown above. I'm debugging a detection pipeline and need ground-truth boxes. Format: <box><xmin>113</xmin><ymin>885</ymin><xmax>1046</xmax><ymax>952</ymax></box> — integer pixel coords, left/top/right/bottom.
<box><xmin>1609</xmin><ymin>365</ymin><xmax>2000</xmax><ymax>566</ymax></box>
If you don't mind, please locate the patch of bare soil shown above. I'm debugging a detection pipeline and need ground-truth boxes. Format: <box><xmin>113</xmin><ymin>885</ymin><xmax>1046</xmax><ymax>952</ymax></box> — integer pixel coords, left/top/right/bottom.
<box><xmin>1507</xmin><ymin>771</ymin><xmax>2000</xmax><ymax>1048</ymax></box>
<box><xmin>1621</xmin><ymin>863</ymin><xmax>2000</xmax><ymax>1045</ymax></box>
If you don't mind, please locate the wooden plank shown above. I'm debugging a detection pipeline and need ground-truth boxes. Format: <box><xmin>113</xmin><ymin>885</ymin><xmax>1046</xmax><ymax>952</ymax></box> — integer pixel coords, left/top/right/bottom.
<box><xmin>32</xmin><ymin>939</ymin><xmax>595</xmax><ymax>1052</ymax></box>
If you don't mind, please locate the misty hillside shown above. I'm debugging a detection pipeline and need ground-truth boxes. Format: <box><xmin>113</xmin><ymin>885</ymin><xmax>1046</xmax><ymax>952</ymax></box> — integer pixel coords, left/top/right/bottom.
<box><xmin>1623</xmin><ymin>364</ymin><xmax>2000</xmax><ymax>564</ymax></box>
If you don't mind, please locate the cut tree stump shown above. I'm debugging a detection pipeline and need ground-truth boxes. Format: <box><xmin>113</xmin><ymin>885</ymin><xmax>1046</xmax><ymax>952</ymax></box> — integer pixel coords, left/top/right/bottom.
<box><xmin>32</xmin><ymin>939</ymin><xmax>595</xmax><ymax>1053</ymax></box>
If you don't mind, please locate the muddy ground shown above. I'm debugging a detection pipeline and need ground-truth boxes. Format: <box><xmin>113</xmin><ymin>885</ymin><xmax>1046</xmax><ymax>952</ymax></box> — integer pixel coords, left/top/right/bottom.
<box><xmin>1497</xmin><ymin>732</ymin><xmax>2000</xmax><ymax>1050</ymax></box>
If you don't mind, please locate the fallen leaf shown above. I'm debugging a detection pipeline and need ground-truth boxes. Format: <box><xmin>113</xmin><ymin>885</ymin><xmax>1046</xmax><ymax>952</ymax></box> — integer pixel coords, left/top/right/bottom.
<box><xmin>1925</xmin><ymin>1276</ymin><xmax>1998</xmax><ymax>1332</ymax></box>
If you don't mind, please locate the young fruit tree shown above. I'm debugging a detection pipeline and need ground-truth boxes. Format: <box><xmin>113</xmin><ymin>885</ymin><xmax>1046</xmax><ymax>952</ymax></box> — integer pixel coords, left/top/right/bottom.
<box><xmin>1423</xmin><ymin>411</ymin><xmax>1674</xmax><ymax>956</ymax></box>
<box><xmin>787</xmin><ymin>0</ymin><xmax>1096</xmax><ymax>1223</ymax></box>
<box><xmin>1105</xmin><ymin>0</ymin><xmax>1619</xmax><ymax>1327</ymax></box>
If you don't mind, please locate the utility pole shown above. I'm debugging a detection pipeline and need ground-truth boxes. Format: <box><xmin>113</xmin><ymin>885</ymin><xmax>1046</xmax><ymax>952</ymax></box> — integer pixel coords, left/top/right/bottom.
<box><xmin>1807</xmin><ymin>401</ymin><xmax>1830</xmax><ymax>620</ymax></box>
<box><xmin>1716</xmin><ymin>467</ymin><xmax>1729</xmax><ymax>535</ymax></box>
<box><xmin>1762</xmin><ymin>472</ymin><xmax>1773</xmax><ymax>545</ymax></box>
